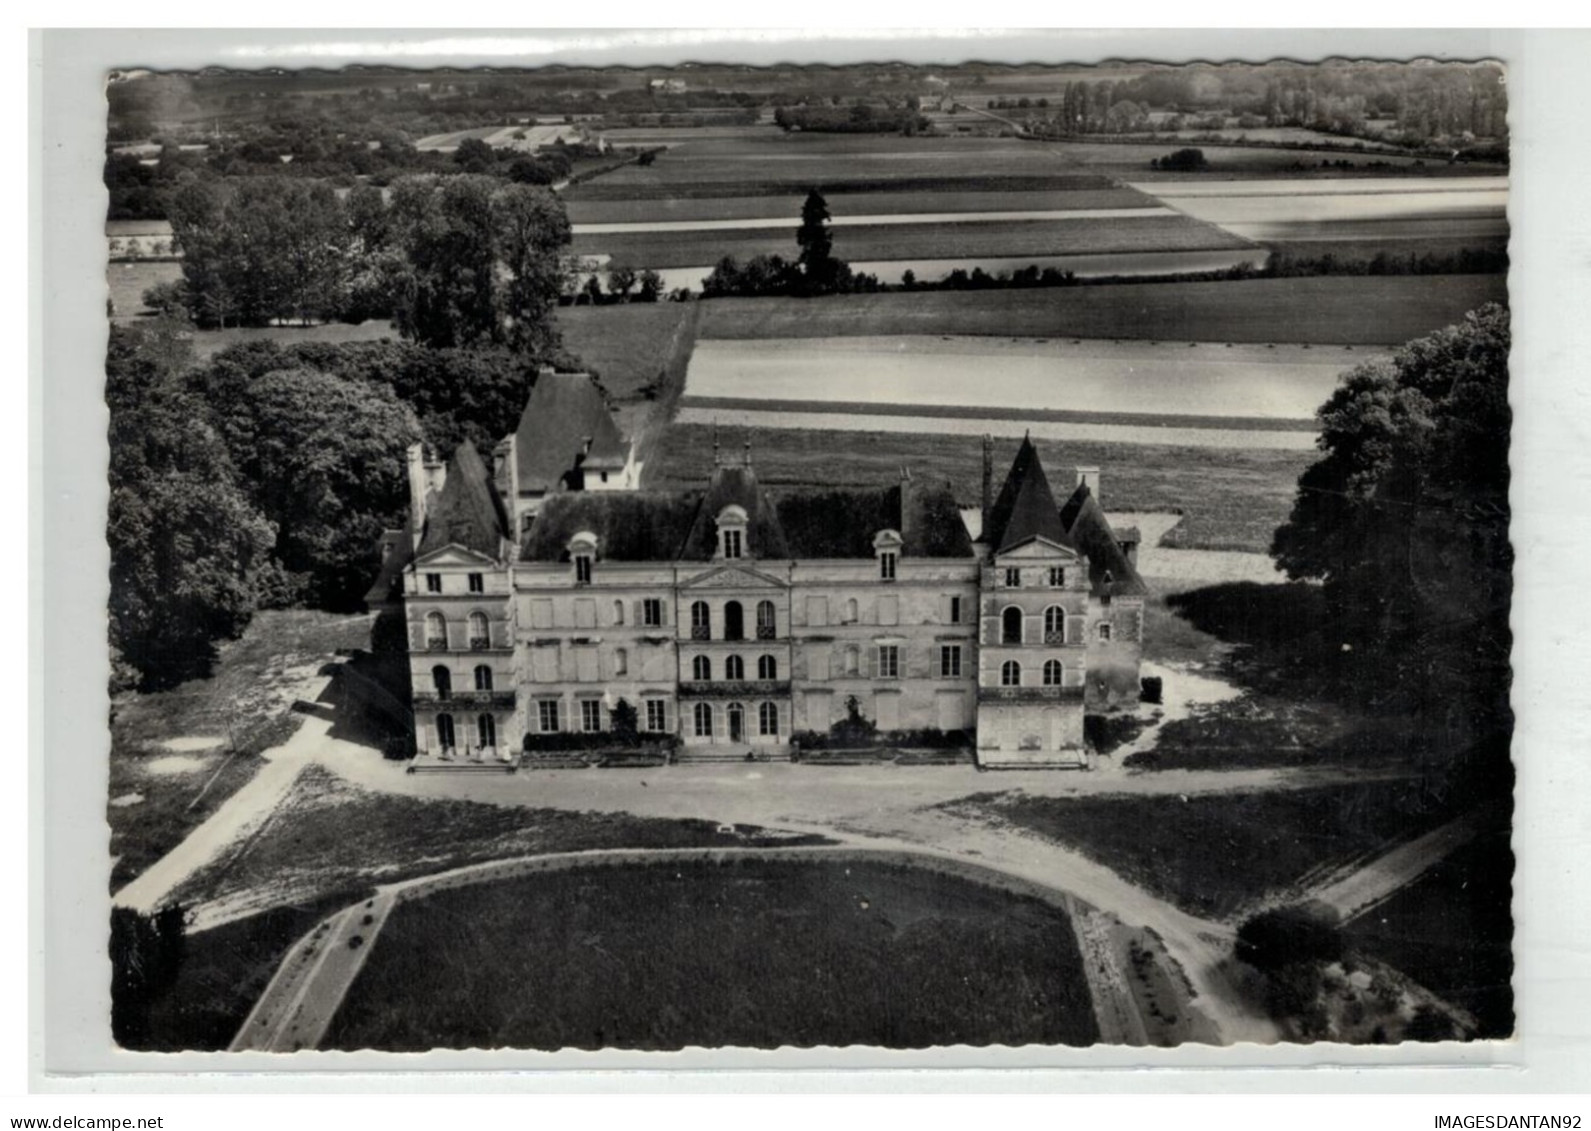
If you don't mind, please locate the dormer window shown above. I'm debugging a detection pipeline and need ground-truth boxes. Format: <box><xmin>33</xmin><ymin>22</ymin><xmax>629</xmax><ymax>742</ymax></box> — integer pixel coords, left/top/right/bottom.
<box><xmin>873</xmin><ymin>529</ymin><xmax>903</xmax><ymax>583</ymax></box>
<box><xmin>568</xmin><ymin>531</ymin><xmax>598</xmax><ymax>585</ymax></box>
<box><xmin>716</xmin><ymin>505</ymin><xmax>748</xmax><ymax>561</ymax></box>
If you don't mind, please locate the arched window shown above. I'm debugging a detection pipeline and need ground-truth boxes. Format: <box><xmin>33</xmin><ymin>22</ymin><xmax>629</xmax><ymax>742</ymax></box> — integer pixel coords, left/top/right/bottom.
<box><xmin>614</xmin><ymin>647</ymin><xmax>628</xmax><ymax>677</ymax></box>
<box><xmin>432</xmin><ymin>665</ymin><xmax>452</xmax><ymax>699</ymax></box>
<box><xmin>725</xmin><ymin>655</ymin><xmax>745</xmax><ymax>681</ymax></box>
<box><xmin>845</xmin><ymin>645</ymin><xmax>860</xmax><ymax>676</ymax></box>
<box><xmin>759</xmin><ymin>701</ymin><xmax>779</xmax><ymax>736</ymax></box>
<box><xmin>845</xmin><ymin>598</ymin><xmax>859</xmax><ymax>623</ymax></box>
<box><xmin>758</xmin><ymin>654</ymin><xmax>777</xmax><ymax>680</ymax></box>
<box><xmin>1001</xmin><ymin>660</ymin><xmax>1022</xmax><ymax>687</ymax></box>
<box><xmin>724</xmin><ymin>600</ymin><xmax>745</xmax><ymax>641</ymax></box>
<box><xmin>468</xmin><ymin>611</ymin><xmax>490</xmax><ymax>649</ymax></box>
<box><xmin>1002</xmin><ymin>606</ymin><xmax>1024</xmax><ymax>645</ymax></box>
<box><xmin>425</xmin><ymin>612</ymin><xmax>447</xmax><ymax>649</ymax></box>
<box><xmin>473</xmin><ymin>665</ymin><xmax>492</xmax><ymax>692</ymax></box>
<box><xmin>691</xmin><ymin>600</ymin><xmax>710</xmax><ymax>640</ymax></box>
<box><xmin>692</xmin><ymin>655</ymin><xmax>711</xmax><ymax>681</ymax></box>
<box><xmin>436</xmin><ymin>713</ymin><xmax>456</xmax><ymax>751</ymax></box>
<box><xmin>693</xmin><ymin>702</ymin><xmax>713</xmax><ymax>738</ymax></box>
<box><xmin>1043</xmin><ymin>659</ymin><xmax>1063</xmax><ymax>686</ymax></box>
<box><xmin>1044</xmin><ymin>606</ymin><xmax>1066</xmax><ymax>642</ymax></box>
<box><xmin>477</xmin><ymin>714</ymin><xmax>496</xmax><ymax>748</ymax></box>
<box><xmin>612</xmin><ymin>600</ymin><xmax>625</xmax><ymax>625</ymax></box>
<box><xmin>756</xmin><ymin>600</ymin><xmax>776</xmax><ymax>639</ymax></box>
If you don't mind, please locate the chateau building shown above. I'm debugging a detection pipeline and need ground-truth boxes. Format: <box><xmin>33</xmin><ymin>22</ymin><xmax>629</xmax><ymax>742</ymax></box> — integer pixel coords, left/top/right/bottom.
<box><xmin>371</xmin><ymin>377</ymin><xmax>1147</xmax><ymax>769</ymax></box>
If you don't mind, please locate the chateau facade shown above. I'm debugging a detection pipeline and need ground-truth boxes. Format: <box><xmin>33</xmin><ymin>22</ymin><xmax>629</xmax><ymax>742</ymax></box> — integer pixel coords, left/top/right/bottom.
<box><xmin>370</xmin><ymin>374</ymin><xmax>1147</xmax><ymax>769</ymax></box>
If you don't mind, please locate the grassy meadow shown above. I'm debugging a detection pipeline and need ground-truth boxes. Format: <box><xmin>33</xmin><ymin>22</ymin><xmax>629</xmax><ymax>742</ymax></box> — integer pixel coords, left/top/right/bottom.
<box><xmin>945</xmin><ymin>778</ymin><xmax>1460</xmax><ymax>922</ymax></box>
<box><xmin>693</xmin><ymin>275</ymin><xmax>1508</xmax><ymax>346</ymax></box>
<box><xmin>324</xmin><ymin>857</ymin><xmax>1099</xmax><ymax>1051</ymax></box>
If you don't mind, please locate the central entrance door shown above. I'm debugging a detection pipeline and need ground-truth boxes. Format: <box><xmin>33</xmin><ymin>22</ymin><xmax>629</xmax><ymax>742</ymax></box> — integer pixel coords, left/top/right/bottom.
<box><xmin>727</xmin><ymin>702</ymin><xmax>745</xmax><ymax>743</ymax></box>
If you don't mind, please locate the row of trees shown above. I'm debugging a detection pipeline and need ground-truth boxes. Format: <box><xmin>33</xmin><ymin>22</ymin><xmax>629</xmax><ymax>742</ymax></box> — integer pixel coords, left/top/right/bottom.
<box><xmin>700</xmin><ymin>190</ymin><xmax>881</xmax><ymax>298</ymax></box>
<box><xmin>160</xmin><ymin>173</ymin><xmax>571</xmax><ymax>348</ymax></box>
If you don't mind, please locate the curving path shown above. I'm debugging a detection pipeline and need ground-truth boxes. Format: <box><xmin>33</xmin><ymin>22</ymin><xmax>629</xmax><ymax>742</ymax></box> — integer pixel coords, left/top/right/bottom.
<box><xmin>232</xmin><ymin>841</ymin><xmax>1213</xmax><ymax>1053</ymax></box>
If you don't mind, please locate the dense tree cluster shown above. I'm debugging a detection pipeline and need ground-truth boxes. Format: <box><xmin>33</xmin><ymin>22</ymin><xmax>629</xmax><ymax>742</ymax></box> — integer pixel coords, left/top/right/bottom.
<box><xmin>773</xmin><ymin>103</ymin><xmax>930</xmax><ymax>135</ymax></box>
<box><xmin>1272</xmin><ymin>304</ymin><xmax>1511</xmax><ymax>748</ymax></box>
<box><xmin>162</xmin><ymin>173</ymin><xmax>572</xmax><ymax>346</ymax></box>
<box><xmin>105</xmin><ymin>316</ymin><xmax>584</xmax><ymax>689</ymax></box>
<box><xmin>701</xmin><ymin>190</ymin><xmax>882</xmax><ymax>299</ymax></box>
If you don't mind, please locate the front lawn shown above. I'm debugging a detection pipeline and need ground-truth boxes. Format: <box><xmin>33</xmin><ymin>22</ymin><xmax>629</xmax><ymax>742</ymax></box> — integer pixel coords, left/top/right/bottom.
<box><xmin>324</xmin><ymin>856</ymin><xmax>1099</xmax><ymax>1051</ymax></box>
<box><xmin>944</xmin><ymin>779</ymin><xmax>1457</xmax><ymax>922</ymax></box>
<box><xmin>108</xmin><ymin>610</ymin><xmax>377</xmax><ymax>891</ymax></box>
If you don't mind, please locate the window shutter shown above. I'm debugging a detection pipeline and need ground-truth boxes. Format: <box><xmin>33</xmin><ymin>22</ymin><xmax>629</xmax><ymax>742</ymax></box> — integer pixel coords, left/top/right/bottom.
<box><xmin>1067</xmin><ymin>615</ymin><xmax>1086</xmax><ymax>645</ymax></box>
<box><xmin>633</xmin><ymin>599</ymin><xmax>643</xmax><ymax>626</ymax></box>
<box><xmin>409</xmin><ymin>621</ymin><xmax>425</xmax><ymax>651</ymax></box>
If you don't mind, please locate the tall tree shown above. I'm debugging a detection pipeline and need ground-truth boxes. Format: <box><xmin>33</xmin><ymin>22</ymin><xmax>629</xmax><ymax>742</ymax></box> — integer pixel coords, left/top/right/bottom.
<box><xmin>491</xmin><ymin>182</ymin><xmax>571</xmax><ymax>354</ymax></box>
<box><xmin>107</xmin><ymin>322</ymin><xmax>276</xmax><ymax>690</ymax></box>
<box><xmin>795</xmin><ymin>188</ymin><xmax>843</xmax><ymax>296</ymax></box>
<box><xmin>231</xmin><ymin>367</ymin><xmax>423</xmax><ymax>609</ymax></box>
<box><xmin>1272</xmin><ymin>304</ymin><xmax>1511</xmax><ymax>745</ymax></box>
<box><xmin>391</xmin><ymin>175</ymin><xmax>502</xmax><ymax>349</ymax></box>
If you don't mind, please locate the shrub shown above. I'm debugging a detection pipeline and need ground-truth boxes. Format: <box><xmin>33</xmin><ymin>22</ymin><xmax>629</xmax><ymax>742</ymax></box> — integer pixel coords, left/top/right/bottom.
<box><xmin>1236</xmin><ymin>902</ymin><xmax>1344</xmax><ymax>972</ymax></box>
<box><xmin>522</xmin><ymin>731</ymin><xmax>680</xmax><ymax>754</ymax></box>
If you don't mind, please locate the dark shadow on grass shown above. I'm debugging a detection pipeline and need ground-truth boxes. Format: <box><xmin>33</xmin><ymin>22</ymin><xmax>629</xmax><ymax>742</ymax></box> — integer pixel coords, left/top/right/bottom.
<box><xmin>1165</xmin><ymin>581</ymin><xmax>1332</xmax><ymax>691</ymax></box>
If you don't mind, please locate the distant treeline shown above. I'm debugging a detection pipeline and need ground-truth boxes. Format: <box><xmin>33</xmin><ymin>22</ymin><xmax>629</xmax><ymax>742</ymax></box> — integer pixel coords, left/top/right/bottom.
<box><xmin>696</xmin><ymin>246</ymin><xmax>1507</xmax><ymax>301</ymax></box>
<box><xmin>105</xmin><ymin>135</ymin><xmax>631</xmax><ymax>221</ymax></box>
<box><xmin>773</xmin><ymin>104</ymin><xmax>931</xmax><ymax>135</ymax></box>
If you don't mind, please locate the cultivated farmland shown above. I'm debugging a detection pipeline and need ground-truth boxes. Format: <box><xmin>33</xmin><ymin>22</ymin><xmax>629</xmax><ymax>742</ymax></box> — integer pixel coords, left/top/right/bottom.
<box><xmin>693</xmin><ymin>275</ymin><xmax>1509</xmax><ymax>346</ymax></box>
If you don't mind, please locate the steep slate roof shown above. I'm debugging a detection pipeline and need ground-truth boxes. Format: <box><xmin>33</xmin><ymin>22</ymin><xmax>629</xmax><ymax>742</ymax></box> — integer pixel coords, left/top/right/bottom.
<box><xmin>363</xmin><ymin>516</ymin><xmax>415</xmax><ymax>607</ymax></box>
<box><xmin>982</xmin><ymin>437</ymin><xmax>1148</xmax><ymax>597</ymax></box>
<box><xmin>678</xmin><ymin>463</ymin><xmax>790</xmax><ymax>561</ymax></box>
<box><xmin>777</xmin><ymin>480</ymin><xmax>973</xmax><ymax>559</ymax></box>
<box><xmin>416</xmin><ymin>440</ymin><xmax>509</xmax><ymax>559</ymax></box>
<box><xmin>513</xmin><ymin>372</ymin><xmax>627</xmax><ymax>494</ymax></box>
<box><xmin>520</xmin><ymin>491</ymin><xmax>704</xmax><ymax>563</ymax></box>
<box><xmin>1059</xmin><ymin>483</ymin><xmax>1149</xmax><ymax>597</ymax></box>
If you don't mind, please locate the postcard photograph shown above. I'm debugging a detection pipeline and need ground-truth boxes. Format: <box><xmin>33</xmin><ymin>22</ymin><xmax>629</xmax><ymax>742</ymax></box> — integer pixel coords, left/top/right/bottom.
<box><xmin>95</xmin><ymin>49</ymin><xmax>1513</xmax><ymax>1056</ymax></box>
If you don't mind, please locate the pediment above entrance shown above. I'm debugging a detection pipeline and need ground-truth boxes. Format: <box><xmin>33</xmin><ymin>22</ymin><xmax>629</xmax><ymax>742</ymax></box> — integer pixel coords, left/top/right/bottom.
<box><xmin>679</xmin><ymin>564</ymin><xmax>788</xmax><ymax>590</ymax></box>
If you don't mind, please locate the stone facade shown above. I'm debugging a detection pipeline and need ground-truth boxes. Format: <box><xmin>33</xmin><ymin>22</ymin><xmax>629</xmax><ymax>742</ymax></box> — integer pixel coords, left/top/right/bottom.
<box><xmin>375</xmin><ymin>406</ymin><xmax>1148</xmax><ymax>770</ymax></box>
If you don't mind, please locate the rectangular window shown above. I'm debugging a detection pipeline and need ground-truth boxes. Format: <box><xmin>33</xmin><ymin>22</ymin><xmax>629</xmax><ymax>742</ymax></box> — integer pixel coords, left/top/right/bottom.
<box><xmin>468</xmin><ymin>572</ymin><xmax>485</xmax><ymax>594</ymax></box>
<box><xmin>877</xmin><ymin>645</ymin><xmax>900</xmax><ymax>680</ymax></box>
<box><xmin>948</xmin><ymin>595</ymin><xmax>962</xmax><ymax>624</ymax></box>
<box><xmin>940</xmin><ymin>645</ymin><xmax>962</xmax><ymax>679</ymax></box>
<box><xmin>877</xmin><ymin>594</ymin><xmax>899</xmax><ymax>626</ymax></box>
<box><xmin>581</xmin><ymin>700</ymin><xmax>603</xmax><ymax>732</ymax></box>
<box><xmin>537</xmin><ymin>700</ymin><xmax>561</xmax><ymax>733</ymax></box>
<box><xmin>645</xmin><ymin>700</ymin><xmax>667</xmax><ymax>732</ymax></box>
<box><xmin>723</xmin><ymin>530</ymin><xmax>742</xmax><ymax>559</ymax></box>
<box><xmin>425</xmin><ymin>573</ymin><xmax>442</xmax><ymax>593</ymax></box>
<box><xmin>1098</xmin><ymin>623</ymin><xmax>1113</xmax><ymax>642</ymax></box>
<box><xmin>1048</xmin><ymin>567</ymin><xmax>1066</xmax><ymax>587</ymax></box>
<box><xmin>642</xmin><ymin>598</ymin><xmax>663</xmax><ymax>627</ymax></box>
<box><xmin>1004</xmin><ymin>567</ymin><xmax>1021</xmax><ymax>588</ymax></box>
<box><xmin>879</xmin><ymin>551</ymin><xmax>896</xmax><ymax>581</ymax></box>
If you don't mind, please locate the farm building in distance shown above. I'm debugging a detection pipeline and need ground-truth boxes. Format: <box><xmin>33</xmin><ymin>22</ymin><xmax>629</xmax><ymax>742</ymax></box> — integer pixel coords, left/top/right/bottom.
<box><xmin>371</xmin><ymin>377</ymin><xmax>1147</xmax><ymax>769</ymax></box>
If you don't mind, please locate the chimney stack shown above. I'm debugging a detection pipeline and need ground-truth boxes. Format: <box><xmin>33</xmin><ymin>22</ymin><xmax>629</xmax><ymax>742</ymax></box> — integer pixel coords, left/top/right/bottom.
<box><xmin>981</xmin><ymin>434</ymin><xmax>994</xmax><ymax>535</ymax></box>
<box><xmin>1076</xmin><ymin>465</ymin><xmax>1100</xmax><ymax>504</ymax></box>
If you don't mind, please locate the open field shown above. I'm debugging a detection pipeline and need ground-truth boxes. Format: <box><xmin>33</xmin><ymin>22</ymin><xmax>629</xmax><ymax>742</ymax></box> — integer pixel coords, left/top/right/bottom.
<box><xmin>107</xmin><ymin>259</ymin><xmax>181</xmax><ymax>320</ymax></box>
<box><xmin>945</xmin><ymin>779</ymin><xmax>1458</xmax><ymax>922</ymax></box>
<box><xmin>684</xmin><ymin>336</ymin><xmax>1356</xmax><ymax>422</ymax></box>
<box><xmin>1133</xmin><ymin>176</ymin><xmax>1508</xmax><ymax>246</ymax></box>
<box><xmin>694</xmin><ymin>275</ymin><xmax>1508</xmax><ymax>346</ymax></box>
<box><xmin>580</xmin><ymin>213</ymin><xmax>1250</xmax><ymax>271</ymax></box>
<box><xmin>657</xmin><ymin>425</ymin><xmax>1314</xmax><ymax>553</ymax></box>
<box><xmin>324</xmin><ymin>857</ymin><xmax>1099</xmax><ymax>1051</ymax></box>
<box><xmin>108</xmin><ymin>610</ymin><xmax>376</xmax><ymax>890</ymax></box>
<box><xmin>1346</xmin><ymin>826</ymin><xmax>1514</xmax><ymax>1038</ymax></box>
<box><xmin>566</xmin><ymin>186</ymin><xmax>1156</xmax><ymax>225</ymax></box>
